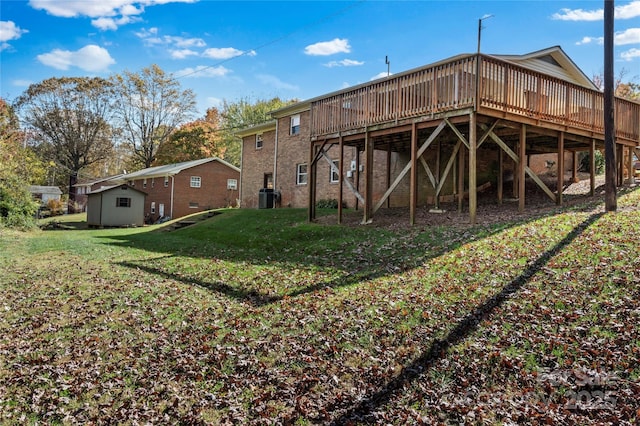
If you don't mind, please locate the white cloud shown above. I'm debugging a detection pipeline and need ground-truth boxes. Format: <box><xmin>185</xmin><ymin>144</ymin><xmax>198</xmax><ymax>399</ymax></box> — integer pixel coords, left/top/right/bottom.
<box><xmin>304</xmin><ymin>38</ymin><xmax>350</xmax><ymax>56</ymax></box>
<box><xmin>206</xmin><ymin>97</ymin><xmax>223</xmax><ymax>108</ymax></box>
<box><xmin>552</xmin><ymin>0</ymin><xmax>640</xmax><ymax>21</ymax></box>
<box><xmin>173</xmin><ymin>65</ymin><xmax>231</xmax><ymax>78</ymax></box>
<box><xmin>621</xmin><ymin>47</ymin><xmax>640</xmax><ymax>61</ymax></box>
<box><xmin>37</xmin><ymin>44</ymin><xmax>115</xmax><ymax>71</ymax></box>
<box><xmin>256</xmin><ymin>74</ymin><xmax>299</xmax><ymax>91</ymax></box>
<box><xmin>170</xmin><ymin>49</ymin><xmax>199</xmax><ymax>59</ymax></box>
<box><xmin>324</xmin><ymin>59</ymin><xmax>364</xmax><ymax>68</ymax></box>
<box><xmin>615</xmin><ymin>28</ymin><xmax>640</xmax><ymax>45</ymax></box>
<box><xmin>0</xmin><ymin>21</ymin><xmax>28</xmax><ymax>42</ymax></box>
<box><xmin>576</xmin><ymin>36</ymin><xmax>603</xmax><ymax>46</ymax></box>
<box><xmin>370</xmin><ymin>71</ymin><xmax>392</xmax><ymax>81</ymax></box>
<box><xmin>13</xmin><ymin>79</ymin><xmax>34</xmax><ymax>88</ymax></box>
<box><xmin>202</xmin><ymin>47</ymin><xmax>246</xmax><ymax>60</ymax></box>
<box><xmin>28</xmin><ymin>0</ymin><xmax>196</xmax><ymax>30</ymax></box>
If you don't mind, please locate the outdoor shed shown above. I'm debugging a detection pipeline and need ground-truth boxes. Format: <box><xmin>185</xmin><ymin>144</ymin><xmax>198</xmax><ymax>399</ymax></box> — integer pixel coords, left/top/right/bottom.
<box><xmin>29</xmin><ymin>185</ymin><xmax>62</xmax><ymax>204</ymax></box>
<box><xmin>87</xmin><ymin>184</ymin><xmax>146</xmax><ymax>227</ymax></box>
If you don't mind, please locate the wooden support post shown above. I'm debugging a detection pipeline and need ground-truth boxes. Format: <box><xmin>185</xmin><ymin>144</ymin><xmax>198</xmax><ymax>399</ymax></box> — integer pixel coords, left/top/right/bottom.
<box><xmin>513</xmin><ymin>140</ymin><xmax>519</xmax><ymax>199</ymax></box>
<box><xmin>338</xmin><ymin>135</ymin><xmax>344</xmax><ymax>224</ymax></box>
<box><xmin>386</xmin><ymin>144</ymin><xmax>392</xmax><ymax>208</ymax></box>
<box><xmin>363</xmin><ymin>130</ymin><xmax>374</xmax><ymax>223</ymax></box>
<box><xmin>410</xmin><ymin>122</ymin><xmax>418</xmax><ymax>225</ymax></box>
<box><xmin>617</xmin><ymin>144</ymin><xmax>623</xmax><ymax>186</ymax></box>
<box><xmin>590</xmin><ymin>140</ymin><xmax>596</xmax><ymax>197</ymax></box>
<box><xmin>458</xmin><ymin>143</ymin><xmax>465</xmax><ymax>212</ymax></box>
<box><xmin>519</xmin><ymin>124</ymin><xmax>526</xmax><ymax>213</ymax></box>
<box><xmin>469</xmin><ymin>113</ymin><xmax>477</xmax><ymax>224</ymax></box>
<box><xmin>435</xmin><ymin>140</ymin><xmax>441</xmax><ymax>209</ymax></box>
<box><xmin>497</xmin><ymin>148</ymin><xmax>504</xmax><ymax>205</ymax></box>
<box><xmin>572</xmin><ymin>151</ymin><xmax>578</xmax><ymax>183</ymax></box>
<box><xmin>557</xmin><ymin>132</ymin><xmax>564</xmax><ymax>205</ymax></box>
<box><xmin>628</xmin><ymin>146</ymin><xmax>635</xmax><ymax>185</ymax></box>
<box><xmin>308</xmin><ymin>143</ymin><xmax>317</xmax><ymax>222</ymax></box>
<box><xmin>355</xmin><ymin>148</ymin><xmax>361</xmax><ymax>211</ymax></box>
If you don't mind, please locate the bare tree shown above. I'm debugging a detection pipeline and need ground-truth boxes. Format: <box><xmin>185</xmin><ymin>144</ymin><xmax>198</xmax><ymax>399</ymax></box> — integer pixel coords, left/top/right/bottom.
<box><xmin>13</xmin><ymin>77</ymin><xmax>116</xmax><ymax>211</ymax></box>
<box><xmin>112</xmin><ymin>64</ymin><xmax>197</xmax><ymax>169</ymax></box>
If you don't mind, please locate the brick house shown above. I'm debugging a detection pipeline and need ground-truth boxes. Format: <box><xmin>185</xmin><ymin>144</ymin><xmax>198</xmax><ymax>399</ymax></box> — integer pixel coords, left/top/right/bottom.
<box><xmin>238</xmin><ymin>46</ymin><xmax>639</xmax><ymax>224</ymax></box>
<box><xmin>111</xmin><ymin>157</ymin><xmax>240</xmax><ymax>222</ymax></box>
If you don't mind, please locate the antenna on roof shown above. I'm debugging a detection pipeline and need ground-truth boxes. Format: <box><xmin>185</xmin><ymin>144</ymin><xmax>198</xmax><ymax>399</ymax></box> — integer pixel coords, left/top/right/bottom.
<box><xmin>477</xmin><ymin>14</ymin><xmax>494</xmax><ymax>54</ymax></box>
<box><xmin>385</xmin><ymin>55</ymin><xmax>390</xmax><ymax>77</ymax></box>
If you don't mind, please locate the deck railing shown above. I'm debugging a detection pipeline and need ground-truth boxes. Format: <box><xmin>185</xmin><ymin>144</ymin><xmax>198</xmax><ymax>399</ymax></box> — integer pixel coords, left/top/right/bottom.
<box><xmin>310</xmin><ymin>55</ymin><xmax>640</xmax><ymax>142</ymax></box>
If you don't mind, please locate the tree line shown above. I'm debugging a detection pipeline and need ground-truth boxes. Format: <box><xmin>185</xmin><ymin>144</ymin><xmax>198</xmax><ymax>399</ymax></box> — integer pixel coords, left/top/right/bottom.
<box><xmin>1</xmin><ymin>64</ymin><xmax>294</xmax><ymax>226</ymax></box>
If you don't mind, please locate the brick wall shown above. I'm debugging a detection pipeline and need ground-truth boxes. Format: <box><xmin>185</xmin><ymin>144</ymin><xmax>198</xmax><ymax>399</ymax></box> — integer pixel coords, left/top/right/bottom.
<box><xmin>129</xmin><ymin>160</ymin><xmax>239</xmax><ymax>221</ymax></box>
<box><xmin>240</xmin><ymin>128</ymin><xmax>276</xmax><ymax>209</ymax></box>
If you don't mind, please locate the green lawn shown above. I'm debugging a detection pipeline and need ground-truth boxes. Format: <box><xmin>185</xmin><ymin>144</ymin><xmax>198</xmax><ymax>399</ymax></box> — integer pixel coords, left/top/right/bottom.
<box><xmin>1</xmin><ymin>194</ymin><xmax>639</xmax><ymax>425</ymax></box>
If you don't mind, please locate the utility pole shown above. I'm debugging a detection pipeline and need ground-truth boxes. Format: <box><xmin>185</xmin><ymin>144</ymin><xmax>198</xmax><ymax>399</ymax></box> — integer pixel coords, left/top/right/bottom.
<box><xmin>604</xmin><ymin>0</ymin><xmax>617</xmax><ymax>212</ymax></box>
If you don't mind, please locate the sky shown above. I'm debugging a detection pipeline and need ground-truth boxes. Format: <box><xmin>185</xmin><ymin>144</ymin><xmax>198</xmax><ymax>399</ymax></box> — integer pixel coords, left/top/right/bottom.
<box><xmin>1</xmin><ymin>0</ymin><xmax>639</xmax><ymax>117</ymax></box>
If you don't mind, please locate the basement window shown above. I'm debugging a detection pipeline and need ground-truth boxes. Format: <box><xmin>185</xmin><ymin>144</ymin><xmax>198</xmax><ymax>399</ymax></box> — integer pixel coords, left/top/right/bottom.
<box><xmin>296</xmin><ymin>163</ymin><xmax>308</xmax><ymax>185</ymax></box>
<box><xmin>116</xmin><ymin>197</ymin><xmax>131</xmax><ymax>208</ymax></box>
<box><xmin>330</xmin><ymin>160</ymin><xmax>339</xmax><ymax>183</ymax></box>
<box><xmin>189</xmin><ymin>202</ymin><xmax>199</xmax><ymax>208</ymax></box>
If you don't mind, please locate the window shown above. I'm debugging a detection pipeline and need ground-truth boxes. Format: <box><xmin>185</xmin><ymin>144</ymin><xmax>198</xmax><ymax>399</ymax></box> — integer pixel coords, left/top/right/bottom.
<box><xmin>151</xmin><ymin>202</ymin><xmax>156</xmax><ymax>214</ymax></box>
<box><xmin>143</xmin><ymin>178</ymin><xmax>147</xmax><ymax>188</ymax></box>
<box><xmin>189</xmin><ymin>202</ymin><xmax>199</xmax><ymax>208</ymax></box>
<box><xmin>129</xmin><ymin>180</ymin><xmax>135</xmax><ymax>186</ymax></box>
<box><xmin>330</xmin><ymin>160</ymin><xmax>340</xmax><ymax>183</ymax></box>
<box><xmin>164</xmin><ymin>176</ymin><xmax>169</xmax><ymax>187</ymax></box>
<box><xmin>227</xmin><ymin>179</ymin><xmax>238</xmax><ymax>190</ymax></box>
<box><xmin>290</xmin><ymin>114</ymin><xmax>300</xmax><ymax>135</ymax></box>
<box><xmin>256</xmin><ymin>134</ymin><xmax>263</xmax><ymax>149</ymax></box>
<box><xmin>116</xmin><ymin>197</ymin><xmax>131</xmax><ymax>208</ymax></box>
<box><xmin>151</xmin><ymin>178</ymin><xmax>155</xmax><ymax>188</ymax></box>
<box><xmin>190</xmin><ymin>176</ymin><xmax>201</xmax><ymax>188</ymax></box>
<box><xmin>264</xmin><ymin>173</ymin><xmax>273</xmax><ymax>189</ymax></box>
<box><xmin>296</xmin><ymin>163</ymin><xmax>308</xmax><ymax>185</ymax></box>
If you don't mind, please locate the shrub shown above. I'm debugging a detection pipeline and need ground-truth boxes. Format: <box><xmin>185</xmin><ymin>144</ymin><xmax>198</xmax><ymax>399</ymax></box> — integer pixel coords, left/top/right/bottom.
<box><xmin>0</xmin><ymin>175</ymin><xmax>38</xmax><ymax>229</ymax></box>
<box><xmin>316</xmin><ymin>199</ymin><xmax>340</xmax><ymax>209</ymax></box>
<box><xmin>578</xmin><ymin>150</ymin><xmax>605</xmax><ymax>174</ymax></box>
<box><xmin>46</xmin><ymin>198</ymin><xmax>65</xmax><ymax>216</ymax></box>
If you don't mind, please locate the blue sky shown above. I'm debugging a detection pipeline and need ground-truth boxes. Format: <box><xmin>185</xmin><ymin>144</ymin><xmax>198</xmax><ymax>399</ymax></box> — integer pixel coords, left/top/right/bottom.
<box><xmin>1</xmin><ymin>0</ymin><xmax>639</xmax><ymax>116</ymax></box>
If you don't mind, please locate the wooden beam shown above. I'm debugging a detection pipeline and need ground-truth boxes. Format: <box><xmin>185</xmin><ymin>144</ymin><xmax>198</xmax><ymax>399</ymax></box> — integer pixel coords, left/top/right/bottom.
<box><xmin>519</xmin><ymin>124</ymin><xmax>526</xmax><ymax>213</ymax></box>
<box><xmin>410</xmin><ymin>122</ymin><xmax>418</xmax><ymax>225</ymax></box>
<box><xmin>458</xmin><ymin>143</ymin><xmax>465</xmax><ymax>212</ymax></box>
<box><xmin>590</xmin><ymin>140</ymin><xmax>596</xmax><ymax>197</ymax></box>
<box><xmin>363</xmin><ymin>130</ymin><xmax>374</xmax><ymax>224</ymax></box>
<box><xmin>373</xmin><ymin>120</ymin><xmax>447</xmax><ymax>214</ymax></box>
<box><xmin>338</xmin><ymin>135</ymin><xmax>344</xmax><ymax>224</ymax></box>
<box><xmin>436</xmin><ymin>141</ymin><xmax>463</xmax><ymax>196</ymax></box>
<box><xmin>557</xmin><ymin>132</ymin><xmax>564</xmax><ymax>205</ymax></box>
<box><xmin>498</xmin><ymin>148</ymin><xmax>504</xmax><ymax>205</ymax></box>
<box><xmin>469</xmin><ymin>113</ymin><xmax>477</xmax><ymax>224</ymax></box>
<box><xmin>572</xmin><ymin>151</ymin><xmax>578</xmax><ymax>183</ymax></box>
<box><xmin>627</xmin><ymin>145</ymin><xmax>634</xmax><ymax>184</ymax></box>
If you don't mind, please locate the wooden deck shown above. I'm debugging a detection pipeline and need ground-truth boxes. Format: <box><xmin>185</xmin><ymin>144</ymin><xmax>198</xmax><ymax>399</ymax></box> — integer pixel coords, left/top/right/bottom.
<box><xmin>310</xmin><ymin>54</ymin><xmax>639</xmax><ymax>145</ymax></box>
<box><xmin>307</xmin><ymin>54</ymin><xmax>640</xmax><ymax>225</ymax></box>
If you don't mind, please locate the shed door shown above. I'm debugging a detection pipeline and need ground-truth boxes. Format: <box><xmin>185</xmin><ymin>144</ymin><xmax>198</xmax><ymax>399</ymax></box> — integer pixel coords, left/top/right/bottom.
<box><xmin>159</xmin><ymin>203</ymin><xmax>165</xmax><ymax>217</ymax></box>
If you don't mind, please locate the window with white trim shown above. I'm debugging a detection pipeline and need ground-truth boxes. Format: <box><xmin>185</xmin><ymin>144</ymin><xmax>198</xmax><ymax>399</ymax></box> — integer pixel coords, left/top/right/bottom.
<box><xmin>164</xmin><ymin>176</ymin><xmax>169</xmax><ymax>187</ymax></box>
<box><xmin>189</xmin><ymin>202</ymin><xmax>199</xmax><ymax>208</ymax></box>
<box><xmin>296</xmin><ymin>163</ymin><xmax>308</xmax><ymax>185</ymax></box>
<box><xmin>330</xmin><ymin>160</ymin><xmax>340</xmax><ymax>183</ymax></box>
<box><xmin>256</xmin><ymin>134</ymin><xmax>263</xmax><ymax>149</ymax></box>
<box><xmin>227</xmin><ymin>179</ymin><xmax>238</xmax><ymax>190</ymax></box>
<box><xmin>151</xmin><ymin>178</ymin><xmax>155</xmax><ymax>188</ymax></box>
<box><xmin>190</xmin><ymin>176</ymin><xmax>201</xmax><ymax>188</ymax></box>
<box><xmin>290</xmin><ymin>114</ymin><xmax>300</xmax><ymax>135</ymax></box>
<box><xmin>143</xmin><ymin>178</ymin><xmax>147</xmax><ymax>188</ymax></box>
<box><xmin>151</xmin><ymin>202</ymin><xmax>156</xmax><ymax>214</ymax></box>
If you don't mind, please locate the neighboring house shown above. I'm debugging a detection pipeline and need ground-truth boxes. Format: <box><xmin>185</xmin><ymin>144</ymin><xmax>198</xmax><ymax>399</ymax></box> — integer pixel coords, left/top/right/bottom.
<box><xmin>29</xmin><ymin>186</ymin><xmax>62</xmax><ymax>205</ymax></box>
<box><xmin>74</xmin><ymin>174</ymin><xmax>125</xmax><ymax>212</ymax></box>
<box><xmin>86</xmin><ymin>184</ymin><xmax>146</xmax><ymax>227</ymax></box>
<box><xmin>111</xmin><ymin>158</ymin><xmax>240</xmax><ymax>222</ymax></box>
<box><xmin>238</xmin><ymin>46</ymin><xmax>640</xmax><ymax>224</ymax></box>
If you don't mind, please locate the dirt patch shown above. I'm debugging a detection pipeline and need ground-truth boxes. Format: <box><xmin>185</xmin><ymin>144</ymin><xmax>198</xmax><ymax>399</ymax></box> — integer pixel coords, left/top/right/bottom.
<box><xmin>316</xmin><ymin>173</ymin><xmax>633</xmax><ymax>230</ymax></box>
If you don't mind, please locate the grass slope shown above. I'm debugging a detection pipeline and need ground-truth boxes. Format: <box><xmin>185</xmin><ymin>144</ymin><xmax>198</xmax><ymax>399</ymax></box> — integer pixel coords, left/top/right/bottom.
<box><xmin>0</xmin><ymin>195</ymin><xmax>639</xmax><ymax>425</ymax></box>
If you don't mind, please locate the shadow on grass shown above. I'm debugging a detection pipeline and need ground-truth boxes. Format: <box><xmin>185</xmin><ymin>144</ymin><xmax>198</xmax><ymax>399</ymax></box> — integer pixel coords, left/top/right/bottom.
<box><xmin>330</xmin><ymin>211</ymin><xmax>604</xmax><ymax>424</ymax></box>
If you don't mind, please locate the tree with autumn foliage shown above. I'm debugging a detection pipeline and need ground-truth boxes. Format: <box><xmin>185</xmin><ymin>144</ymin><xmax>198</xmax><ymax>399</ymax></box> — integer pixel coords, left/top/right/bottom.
<box><xmin>154</xmin><ymin>108</ymin><xmax>225</xmax><ymax>165</ymax></box>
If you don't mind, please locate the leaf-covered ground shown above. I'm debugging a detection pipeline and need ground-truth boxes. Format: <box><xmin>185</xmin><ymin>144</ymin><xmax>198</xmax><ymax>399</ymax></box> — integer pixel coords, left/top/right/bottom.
<box><xmin>1</xmin><ymin>188</ymin><xmax>639</xmax><ymax>425</ymax></box>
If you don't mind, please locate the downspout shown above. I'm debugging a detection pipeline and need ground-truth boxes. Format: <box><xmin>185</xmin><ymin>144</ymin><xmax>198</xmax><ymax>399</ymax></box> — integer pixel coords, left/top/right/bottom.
<box><xmin>273</xmin><ymin>119</ymin><xmax>279</xmax><ymax>208</ymax></box>
<box><xmin>170</xmin><ymin>175</ymin><xmax>175</xmax><ymax>218</ymax></box>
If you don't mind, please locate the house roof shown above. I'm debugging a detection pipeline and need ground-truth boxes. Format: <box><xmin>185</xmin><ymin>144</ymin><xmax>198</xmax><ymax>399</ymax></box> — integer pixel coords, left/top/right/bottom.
<box><xmin>235</xmin><ymin>120</ymin><xmax>277</xmax><ymax>138</ymax></box>
<box><xmin>267</xmin><ymin>46</ymin><xmax>598</xmax><ymax>122</ymax></box>
<box><xmin>74</xmin><ymin>174</ymin><xmax>125</xmax><ymax>188</ymax></box>
<box><xmin>491</xmin><ymin>45</ymin><xmax>598</xmax><ymax>90</ymax></box>
<box><xmin>114</xmin><ymin>157</ymin><xmax>240</xmax><ymax>182</ymax></box>
<box><xmin>29</xmin><ymin>185</ymin><xmax>62</xmax><ymax>195</ymax></box>
<box><xmin>88</xmin><ymin>184</ymin><xmax>147</xmax><ymax>196</ymax></box>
